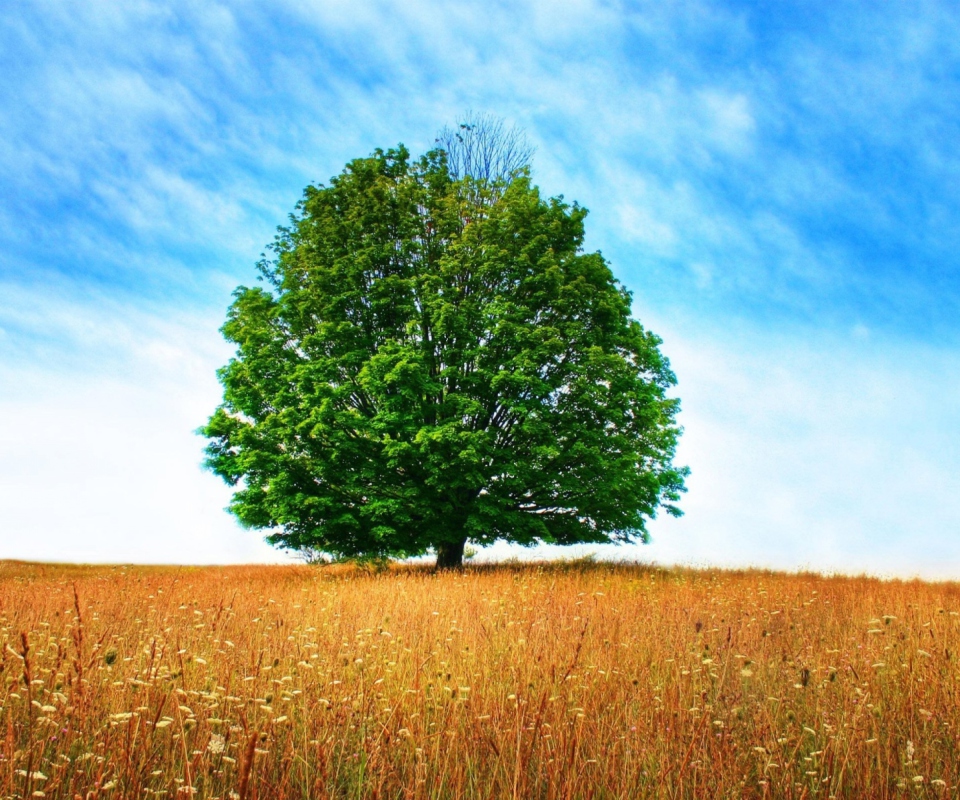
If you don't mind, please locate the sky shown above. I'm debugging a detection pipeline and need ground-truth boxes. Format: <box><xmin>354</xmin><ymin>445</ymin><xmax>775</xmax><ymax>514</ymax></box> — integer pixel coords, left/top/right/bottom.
<box><xmin>2</xmin><ymin>0</ymin><xmax>959</xmax><ymax>576</ymax></box>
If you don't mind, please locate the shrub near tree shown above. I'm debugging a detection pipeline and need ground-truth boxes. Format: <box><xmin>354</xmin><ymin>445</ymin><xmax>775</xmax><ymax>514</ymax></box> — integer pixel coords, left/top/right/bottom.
<box><xmin>202</xmin><ymin>126</ymin><xmax>688</xmax><ymax>569</ymax></box>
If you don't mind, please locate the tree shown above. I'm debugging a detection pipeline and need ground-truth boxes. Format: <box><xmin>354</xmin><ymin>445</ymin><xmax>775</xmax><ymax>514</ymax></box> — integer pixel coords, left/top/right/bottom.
<box><xmin>202</xmin><ymin>139</ymin><xmax>688</xmax><ymax>569</ymax></box>
<box><xmin>435</xmin><ymin>112</ymin><xmax>535</xmax><ymax>183</ymax></box>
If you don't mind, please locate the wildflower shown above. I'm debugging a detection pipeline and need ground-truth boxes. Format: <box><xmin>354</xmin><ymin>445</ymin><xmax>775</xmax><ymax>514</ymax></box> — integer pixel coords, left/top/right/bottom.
<box><xmin>207</xmin><ymin>734</ymin><xmax>226</xmax><ymax>755</ymax></box>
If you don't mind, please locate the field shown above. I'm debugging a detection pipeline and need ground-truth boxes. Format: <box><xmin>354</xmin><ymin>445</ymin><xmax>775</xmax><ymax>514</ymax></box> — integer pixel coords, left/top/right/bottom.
<box><xmin>2</xmin><ymin>561</ymin><xmax>960</xmax><ymax>799</ymax></box>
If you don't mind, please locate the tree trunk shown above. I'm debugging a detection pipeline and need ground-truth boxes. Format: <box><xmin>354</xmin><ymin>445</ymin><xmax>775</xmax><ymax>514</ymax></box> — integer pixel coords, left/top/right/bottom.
<box><xmin>435</xmin><ymin>537</ymin><xmax>468</xmax><ymax>570</ymax></box>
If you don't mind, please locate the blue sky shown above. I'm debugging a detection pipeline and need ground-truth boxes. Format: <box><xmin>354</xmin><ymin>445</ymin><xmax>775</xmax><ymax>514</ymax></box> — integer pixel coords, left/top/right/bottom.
<box><xmin>2</xmin><ymin>0</ymin><xmax>959</xmax><ymax>574</ymax></box>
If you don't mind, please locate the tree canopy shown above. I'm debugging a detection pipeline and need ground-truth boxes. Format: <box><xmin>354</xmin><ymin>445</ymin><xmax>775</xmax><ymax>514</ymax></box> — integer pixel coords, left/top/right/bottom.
<box><xmin>202</xmin><ymin>140</ymin><xmax>687</xmax><ymax>568</ymax></box>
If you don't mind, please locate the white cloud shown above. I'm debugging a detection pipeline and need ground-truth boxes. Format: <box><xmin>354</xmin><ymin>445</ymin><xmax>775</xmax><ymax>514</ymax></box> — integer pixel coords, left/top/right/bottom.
<box><xmin>0</xmin><ymin>287</ymin><xmax>284</xmax><ymax>564</ymax></box>
<box><xmin>475</xmin><ymin>315</ymin><xmax>960</xmax><ymax>579</ymax></box>
<box><xmin>2</xmin><ymin>288</ymin><xmax>958</xmax><ymax>576</ymax></box>
<box><xmin>0</xmin><ymin>374</ymin><xmax>283</xmax><ymax>564</ymax></box>
<box><xmin>698</xmin><ymin>90</ymin><xmax>755</xmax><ymax>155</ymax></box>
<box><xmin>564</xmin><ymin>318</ymin><xmax>960</xmax><ymax>579</ymax></box>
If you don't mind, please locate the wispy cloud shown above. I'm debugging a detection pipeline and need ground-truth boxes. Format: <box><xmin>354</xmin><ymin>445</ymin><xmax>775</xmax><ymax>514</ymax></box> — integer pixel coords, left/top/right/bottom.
<box><xmin>5</xmin><ymin>0</ymin><xmax>958</xmax><ymax>329</ymax></box>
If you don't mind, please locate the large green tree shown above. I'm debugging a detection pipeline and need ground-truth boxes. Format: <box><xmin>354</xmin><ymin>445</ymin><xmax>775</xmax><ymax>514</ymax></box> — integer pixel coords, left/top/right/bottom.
<box><xmin>202</xmin><ymin>143</ymin><xmax>687</xmax><ymax>568</ymax></box>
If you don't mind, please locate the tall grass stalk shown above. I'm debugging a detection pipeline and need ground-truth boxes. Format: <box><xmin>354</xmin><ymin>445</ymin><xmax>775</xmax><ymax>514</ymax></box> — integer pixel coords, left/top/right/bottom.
<box><xmin>1</xmin><ymin>560</ymin><xmax>959</xmax><ymax>798</ymax></box>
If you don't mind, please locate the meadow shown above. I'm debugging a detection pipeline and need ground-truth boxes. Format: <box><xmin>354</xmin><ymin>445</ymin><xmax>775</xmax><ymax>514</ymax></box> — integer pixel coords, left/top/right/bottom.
<box><xmin>2</xmin><ymin>560</ymin><xmax>960</xmax><ymax>799</ymax></box>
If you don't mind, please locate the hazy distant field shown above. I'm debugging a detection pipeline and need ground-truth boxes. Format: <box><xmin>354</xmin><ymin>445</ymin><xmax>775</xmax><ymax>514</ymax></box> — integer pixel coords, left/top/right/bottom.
<box><xmin>2</xmin><ymin>560</ymin><xmax>960</xmax><ymax>799</ymax></box>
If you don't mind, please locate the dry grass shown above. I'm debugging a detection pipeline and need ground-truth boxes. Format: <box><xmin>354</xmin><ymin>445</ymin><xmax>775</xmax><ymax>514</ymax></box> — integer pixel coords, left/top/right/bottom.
<box><xmin>2</xmin><ymin>559</ymin><xmax>960</xmax><ymax>799</ymax></box>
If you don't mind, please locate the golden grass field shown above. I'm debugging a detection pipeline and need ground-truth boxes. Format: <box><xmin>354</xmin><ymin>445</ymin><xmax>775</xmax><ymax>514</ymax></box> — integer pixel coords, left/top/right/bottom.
<box><xmin>2</xmin><ymin>560</ymin><xmax>960</xmax><ymax>799</ymax></box>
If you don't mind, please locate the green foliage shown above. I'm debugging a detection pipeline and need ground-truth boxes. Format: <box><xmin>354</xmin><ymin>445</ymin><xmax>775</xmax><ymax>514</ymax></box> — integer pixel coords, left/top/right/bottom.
<box><xmin>202</xmin><ymin>144</ymin><xmax>688</xmax><ymax>566</ymax></box>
